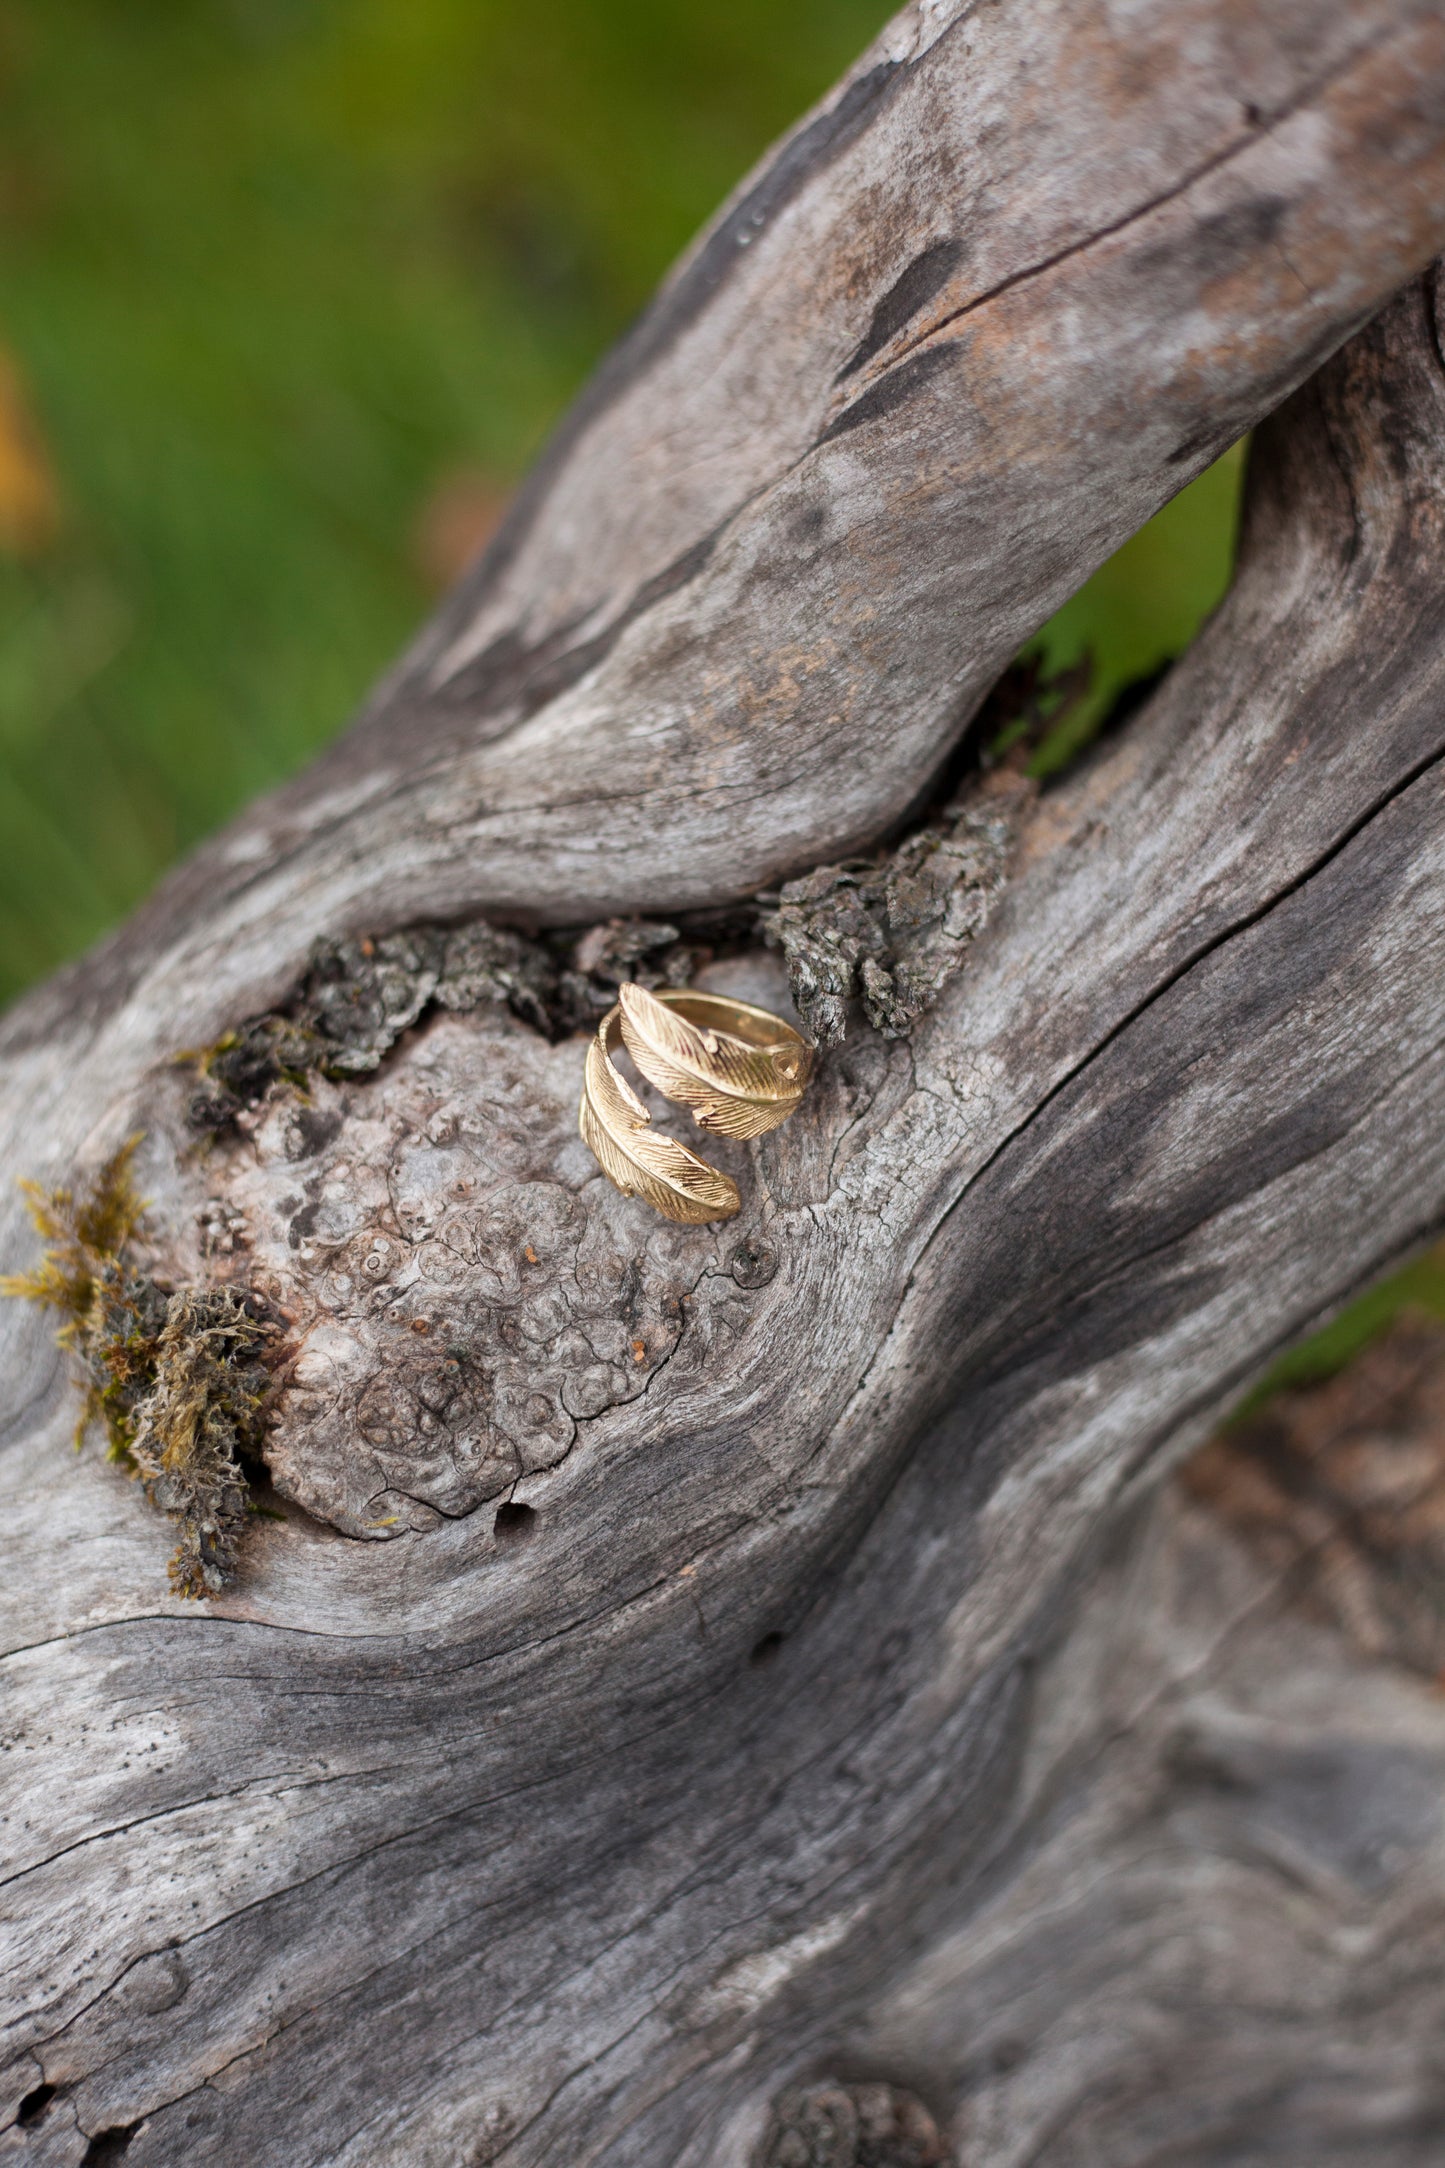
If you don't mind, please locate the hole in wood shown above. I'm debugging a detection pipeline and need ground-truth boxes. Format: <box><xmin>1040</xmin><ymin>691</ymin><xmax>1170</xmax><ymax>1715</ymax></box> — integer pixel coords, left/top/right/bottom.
<box><xmin>749</xmin><ymin>1630</ymin><xmax>784</xmax><ymax>1668</ymax></box>
<box><xmin>17</xmin><ymin>2084</ymin><xmax>55</xmax><ymax>2126</ymax></box>
<box><xmin>494</xmin><ymin>1501</ymin><xmax>537</xmax><ymax>1544</ymax></box>
<box><xmin>80</xmin><ymin>2125</ymin><xmax>138</xmax><ymax>2166</ymax></box>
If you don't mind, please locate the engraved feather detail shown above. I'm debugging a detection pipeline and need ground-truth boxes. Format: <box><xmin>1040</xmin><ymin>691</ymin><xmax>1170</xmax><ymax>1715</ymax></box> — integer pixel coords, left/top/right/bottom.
<box><xmin>618</xmin><ymin>982</ymin><xmax>812</xmax><ymax>1140</ymax></box>
<box><xmin>579</xmin><ymin>1018</ymin><xmax>740</xmax><ymax>1224</ymax></box>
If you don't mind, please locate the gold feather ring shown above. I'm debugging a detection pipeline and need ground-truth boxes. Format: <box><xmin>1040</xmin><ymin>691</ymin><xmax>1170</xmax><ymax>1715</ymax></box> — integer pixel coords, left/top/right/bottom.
<box><xmin>578</xmin><ymin>982</ymin><xmax>814</xmax><ymax>1224</ymax></box>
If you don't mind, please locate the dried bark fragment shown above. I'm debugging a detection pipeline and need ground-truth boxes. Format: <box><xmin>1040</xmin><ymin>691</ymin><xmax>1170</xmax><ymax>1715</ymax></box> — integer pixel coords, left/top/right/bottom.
<box><xmin>760</xmin><ymin>774</ymin><xmax>1033</xmax><ymax>1045</ymax></box>
<box><xmin>433</xmin><ymin>921</ymin><xmax>560</xmax><ymax>1032</ymax></box>
<box><xmin>188</xmin><ymin>924</ymin><xmax>560</xmax><ymax>1128</ymax></box>
<box><xmin>758</xmin><ymin>2081</ymin><xmax>950</xmax><ymax>2168</ymax></box>
<box><xmin>1183</xmin><ymin>1311</ymin><xmax>1445</xmax><ymax>1676</ymax></box>
<box><xmin>186</xmin><ymin>915</ymin><xmax>736</xmax><ymax>1134</ymax></box>
<box><xmin>556</xmin><ymin>916</ymin><xmax>690</xmax><ymax>1031</ymax></box>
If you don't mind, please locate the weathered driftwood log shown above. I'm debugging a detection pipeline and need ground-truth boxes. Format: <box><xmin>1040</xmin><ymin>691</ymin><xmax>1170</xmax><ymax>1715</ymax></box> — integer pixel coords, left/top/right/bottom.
<box><xmin>4</xmin><ymin>1</ymin><xmax>1445</xmax><ymax>2161</ymax></box>
<box><xmin>800</xmin><ymin>1307</ymin><xmax>1445</xmax><ymax>2167</ymax></box>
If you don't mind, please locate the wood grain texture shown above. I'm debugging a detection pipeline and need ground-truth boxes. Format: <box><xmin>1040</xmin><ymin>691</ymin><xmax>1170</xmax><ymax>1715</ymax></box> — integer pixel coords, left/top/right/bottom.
<box><xmin>854</xmin><ymin>1475</ymin><xmax>1445</xmax><ymax>2168</ymax></box>
<box><xmin>3</xmin><ymin>4</ymin><xmax>1445</xmax><ymax>2161</ymax></box>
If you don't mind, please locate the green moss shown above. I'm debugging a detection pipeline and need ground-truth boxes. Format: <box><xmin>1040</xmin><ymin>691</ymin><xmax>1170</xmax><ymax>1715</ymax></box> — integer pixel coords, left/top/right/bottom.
<box><xmin>127</xmin><ymin>1288</ymin><xmax>277</xmax><ymax>1599</ymax></box>
<box><xmin>1027</xmin><ymin>441</ymin><xmax>1249</xmax><ymax>774</ymax></box>
<box><xmin>0</xmin><ymin>1136</ymin><xmax>150</xmax><ymax>1447</ymax></box>
<box><xmin>2</xmin><ymin>1140</ymin><xmax>278</xmax><ymax>1596</ymax></box>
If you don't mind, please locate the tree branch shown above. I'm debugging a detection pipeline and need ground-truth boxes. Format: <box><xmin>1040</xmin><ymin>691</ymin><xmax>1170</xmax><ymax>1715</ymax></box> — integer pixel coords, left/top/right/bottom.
<box><xmin>4</xmin><ymin>3</ymin><xmax>1445</xmax><ymax>2162</ymax></box>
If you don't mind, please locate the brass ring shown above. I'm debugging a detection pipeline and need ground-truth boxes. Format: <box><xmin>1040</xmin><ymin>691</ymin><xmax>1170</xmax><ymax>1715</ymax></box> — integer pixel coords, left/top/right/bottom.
<box><xmin>578</xmin><ymin>982</ymin><xmax>814</xmax><ymax>1224</ymax></box>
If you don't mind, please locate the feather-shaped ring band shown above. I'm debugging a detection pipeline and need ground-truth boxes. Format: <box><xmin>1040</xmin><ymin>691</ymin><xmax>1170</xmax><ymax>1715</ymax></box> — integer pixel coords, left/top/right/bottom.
<box><xmin>578</xmin><ymin>982</ymin><xmax>814</xmax><ymax>1224</ymax></box>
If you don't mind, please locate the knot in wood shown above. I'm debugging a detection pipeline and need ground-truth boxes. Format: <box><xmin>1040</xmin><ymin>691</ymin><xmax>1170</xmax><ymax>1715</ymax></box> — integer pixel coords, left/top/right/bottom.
<box><xmin>758</xmin><ymin>2080</ymin><xmax>950</xmax><ymax>2168</ymax></box>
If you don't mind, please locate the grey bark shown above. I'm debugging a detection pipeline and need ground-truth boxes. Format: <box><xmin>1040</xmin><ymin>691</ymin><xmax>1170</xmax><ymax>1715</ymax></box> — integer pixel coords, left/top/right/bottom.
<box><xmin>4</xmin><ymin>2</ymin><xmax>1445</xmax><ymax>2162</ymax></box>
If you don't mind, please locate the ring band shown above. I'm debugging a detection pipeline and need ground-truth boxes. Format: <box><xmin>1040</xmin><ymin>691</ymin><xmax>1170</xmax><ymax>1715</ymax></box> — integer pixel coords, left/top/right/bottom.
<box><xmin>579</xmin><ymin>983</ymin><xmax>814</xmax><ymax>1224</ymax></box>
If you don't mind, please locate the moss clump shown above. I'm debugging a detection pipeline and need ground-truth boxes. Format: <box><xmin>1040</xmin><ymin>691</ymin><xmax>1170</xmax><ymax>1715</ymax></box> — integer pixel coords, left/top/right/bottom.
<box><xmin>127</xmin><ymin>1288</ymin><xmax>276</xmax><ymax>1597</ymax></box>
<box><xmin>1</xmin><ymin>1138</ymin><xmax>152</xmax><ymax>1448</ymax></box>
<box><xmin>1</xmin><ymin>1140</ymin><xmax>278</xmax><ymax>1597</ymax></box>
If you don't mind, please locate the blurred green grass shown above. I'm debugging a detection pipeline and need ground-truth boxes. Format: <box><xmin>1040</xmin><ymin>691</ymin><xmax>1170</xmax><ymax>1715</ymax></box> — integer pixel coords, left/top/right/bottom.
<box><xmin>0</xmin><ymin>1</ymin><xmax>1434</xmax><ymax>1389</ymax></box>
<box><xmin>1028</xmin><ymin>440</ymin><xmax>1246</xmax><ymax>769</ymax></box>
<box><xmin>0</xmin><ymin>0</ymin><xmax>1245</xmax><ymax>1005</ymax></box>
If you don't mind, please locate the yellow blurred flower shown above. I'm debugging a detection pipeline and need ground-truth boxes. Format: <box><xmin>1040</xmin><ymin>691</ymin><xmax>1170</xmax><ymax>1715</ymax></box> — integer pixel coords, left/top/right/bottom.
<box><xmin>0</xmin><ymin>348</ymin><xmax>61</xmax><ymax>555</ymax></box>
